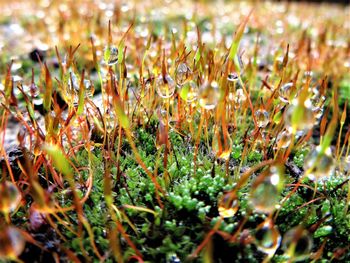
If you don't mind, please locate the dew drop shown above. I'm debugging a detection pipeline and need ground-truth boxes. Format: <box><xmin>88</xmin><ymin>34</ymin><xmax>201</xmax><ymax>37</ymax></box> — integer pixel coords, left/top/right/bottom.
<box><xmin>212</xmin><ymin>125</ymin><xmax>232</xmax><ymax>160</ymax></box>
<box><xmin>167</xmin><ymin>253</ymin><xmax>181</xmax><ymax>263</ymax></box>
<box><xmin>233</xmin><ymin>89</ymin><xmax>247</xmax><ymax>109</ymax></box>
<box><xmin>255</xmin><ymin>109</ymin><xmax>270</xmax><ymax>128</ymax></box>
<box><xmin>227</xmin><ymin>72</ymin><xmax>239</xmax><ymax>82</ymax></box>
<box><xmin>199</xmin><ymin>81</ymin><xmax>219</xmax><ymax>110</ymax></box>
<box><xmin>312</xmin><ymin>106</ymin><xmax>323</xmax><ymax>120</ymax></box>
<box><xmin>104</xmin><ymin>45</ymin><xmax>118</xmax><ymax>66</ymax></box>
<box><xmin>275</xmin><ymin>129</ymin><xmax>292</xmax><ymax>149</ymax></box>
<box><xmin>175</xmin><ymin>63</ymin><xmax>192</xmax><ymax>86</ymax></box>
<box><xmin>156</xmin><ymin>74</ymin><xmax>176</xmax><ymax>99</ymax></box>
<box><xmin>302</xmin><ymin>70</ymin><xmax>316</xmax><ymax>85</ymax></box>
<box><xmin>279</xmin><ymin>82</ymin><xmax>294</xmax><ymax>103</ymax></box>
<box><xmin>284</xmin><ymin>100</ymin><xmax>315</xmax><ymax>131</ymax></box>
<box><xmin>181</xmin><ymin>81</ymin><xmax>198</xmax><ymax>103</ymax></box>
<box><xmin>249</xmin><ymin>166</ymin><xmax>284</xmax><ymax>214</ymax></box>
<box><xmin>0</xmin><ymin>226</ymin><xmax>26</xmax><ymax>260</ymax></box>
<box><xmin>84</xmin><ymin>79</ymin><xmax>95</xmax><ymax>98</ymax></box>
<box><xmin>310</xmin><ymin>88</ymin><xmax>325</xmax><ymax>108</ymax></box>
<box><xmin>65</xmin><ymin>69</ymin><xmax>80</xmax><ymax>100</ymax></box>
<box><xmin>29</xmin><ymin>83</ymin><xmax>40</xmax><ymax>98</ymax></box>
<box><xmin>105</xmin><ymin>109</ymin><xmax>116</xmax><ymax>133</ymax></box>
<box><xmin>282</xmin><ymin>226</ymin><xmax>313</xmax><ymax>261</ymax></box>
<box><xmin>0</xmin><ymin>181</ymin><xmax>22</xmax><ymax>214</ymax></box>
<box><xmin>218</xmin><ymin>192</ymin><xmax>239</xmax><ymax>218</ymax></box>
<box><xmin>303</xmin><ymin>146</ymin><xmax>335</xmax><ymax>181</ymax></box>
<box><xmin>254</xmin><ymin>219</ymin><xmax>281</xmax><ymax>256</ymax></box>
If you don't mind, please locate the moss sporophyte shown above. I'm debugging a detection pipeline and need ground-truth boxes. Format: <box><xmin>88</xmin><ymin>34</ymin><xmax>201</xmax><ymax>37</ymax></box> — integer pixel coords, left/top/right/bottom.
<box><xmin>0</xmin><ymin>1</ymin><xmax>349</xmax><ymax>262</ymax></box>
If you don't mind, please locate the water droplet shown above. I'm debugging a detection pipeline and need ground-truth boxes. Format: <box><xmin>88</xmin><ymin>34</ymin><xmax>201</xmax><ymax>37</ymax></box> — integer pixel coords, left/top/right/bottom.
<box><xmin>282</xmin><ymin>226</ymin><xmax>313</xmax><ymax>261</ymax></box>
<box><xmin>105</xmin><ymin>109</ymin><xmax>116</xmax><ymax>133</ymax></box>
<box><xmin>227</xmin><ymin>72</ymin><xmax>239</xmax><ymax>82</ymax></box>
<box><xmin>303</xmin><ymin>71</ymin><xmax>316</xmax><ymax>85</ymax></box>
<box><xmin>312</xmin><ymin>106</ymin><xmax>323</xmax><ymax>120</ymax></box>
<box><xmin>104</xmin><ymin>45</ymin><xmax>118</xmax><ymax>66</ymax></box>
<box><xmin>175</xmin><ymin>63</ymin><xmax>192</xmax><ymax>86</ymax></box>
<box><xmin>254</xmin><ymin>219</ymin><xmax>281</xmax><ymax>256</ymax></box>
<box><xmin>303</xmin><ymin>146</ymin><xmax>335</xmax><ymax>181</ymax></box>
<box><xmin>84</xmin><ymin>79</ymin><xmax>95</xmax><ymax>98</ymax></box>
<box><xmin>65</xmin><ymin>70</ymin><xmax>80</xmax><ymax>100</ymax></box>
<box><xmin>255</xmin><ymin>109</ymin><xmax>269</xmax><ymax>128</ymax></box>
<box><xmin>199</xmin><ymin>81</ymin><xmax>219</xmax><ymax>110</ymax></box>
<box><xmin>275</xmin><ymin>129</ymin><xmax>292</xmax><ymax>149</ymax></box>
<box><xmin>0</xmin><ymin>226</ymin><xmax>26</xmax><ymax>260</ymax></box>
<box><xmin>249</xmin><ymin>166</ymin><xmax>284</xmax><ymax>214</ymax></box>
<box><xmin>284</xmin><ymin>100</ymin><xmax>315</xmax><ymax>131</ymax></box>
<box><xmin>310</xmin><ymin>89</ymin><xmax>325</xmax><ymax>108</ymax></box>
<box><xmin>181</xmin><ymin>81</ymin><xmax>198</xmax><ymax>103</ymax></box>
<box><xmin>168</xmin><ymin>253</ymin><xmax>181</xmax><ymax>263</ymax></box>
<box><xmin>222</xmin><ymin>53</ymin><xmax>244</xmax><ymax>80</ymax></box>
<box><xmin>233</xmin><ymin>89</ymin><xmax>247</xmax><ymax>109</ymax></box>
<box><xmin>218</xmin><ymin>192</ymin><xmax>239</xmax><ymax>218</ymax></box>
<box><xmin>156</xmin><ymin>74</ymin><xmax>176</xmax><ymax>99</ymax></box>
<box><xmin>29</xmin><ymin>83</ymin><xmax>40</xmax><ymax>98</ymax></box>
<box><xmin>212</xmin><ymin>125</ymin><xmax>232</xmax><ymax>160</ymax></box>
<box><xmin>0</xmin><ymin>181</ymin><xmax>22</xmax><ymax>214</ymax></box>
<box><xmin>279</xmin><ymin>82</ymin><xmax>294</xmax><ymax>103</ymax></box>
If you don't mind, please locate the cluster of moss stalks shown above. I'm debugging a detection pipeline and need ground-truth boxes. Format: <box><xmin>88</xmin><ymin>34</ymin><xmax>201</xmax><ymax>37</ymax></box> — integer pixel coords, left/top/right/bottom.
<box><xmin>0</xmin><ymin>1</ymin><xmax>349</xmax><ymax>262</ymax></box>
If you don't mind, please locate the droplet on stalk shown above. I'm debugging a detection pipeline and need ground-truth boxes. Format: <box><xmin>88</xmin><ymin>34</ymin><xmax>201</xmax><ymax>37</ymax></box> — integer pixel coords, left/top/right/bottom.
<box><xmin>199</xmin><ymin>81</ymin><xmax>219</xmax><ymax>110</ymax></box>
<box><xmin>254</xmin><ymin>218</ymin><xmax>281</xmax><ymax>256</ymax></box>
<box><xmin>0</xmin><ymin>181</ymin><xmax>22</xmax><ymax>214</ymax></box>
<box><xmin>67</xmin><ymin>70</ymin><xmax>79</xmax><ymax>92</ymax></box>
<box><xmin>302</xmin><ymin>70</ymin><xmax>316</xmax><ymax>85</ymax></box>
<box><xmin>156</xmin><ymin>74</ymin><xmax>176</xmax><ymax>99</ymax></box>
<box><xmin>249</xmin><ymin>166</ymin><xmax>284</xmax><ymax>214</ymax></box>
<box><xmin>84</xmin><ymin>79</ymin><xmax>95</xmax><ymax>98</ymax></box>
<box><xmin>104</xmin><ymin>45</ymin><xmax>118</xmax><ymax>66</ymax></box>
<box><xmin>282</xmin><ymin>226</ymin><xmax>313</xmax><ymax>261</ymax></box>
<box><xmin>275</xmin><ymin>129</ymin><xmax>292</xmax><ymax>149</ymax></box>
<box><xmin>255</xmin><ymin>109</ymin><xmax>270</xmax><ymax>128</ymax></box>
<box><xmin>212</xmin><ymin>125</ymin><xmax>232</xmax><ymax>160</ymax></box>
<box><xmin>310</xmin><ymin>88</ymin><xmax>326</xmax><ymax>108</ymax></box>
<box><xmin>29</xmin><ymin>83</ymin><xmax>40</xmax><ymax>98</ymax></box>
<box><xmin>303</xmin><ymin>146</ymin><xmax>335</xmax><ymax>181</ymax></box>
<box><xmin>222</xmin><ymin>54</ymin><xmax>244</xmax><ymax>79</ymax></box>
<box><xmin>175</xmin><ymin>63</ymin><xmax>192</xmax><ymax>86</ymax></box>
<box><xmin>227</xmin><ymin>72</ymin><xmax>239</xmax><ymax>82</ymax></box>
<box><xmin>284</xmin><ymin>99</ymin><xmax>315</xmax><ymax>132</ymax></box>
<box><xmin>105</xmin><ymin>109</ymin><xmax>116</xmax><ymax>133</ymax></box>
<box><xmin>0</xmin><ymin>226</ymin><xmax>26</xmax><ymax>260</ymax></box>
<box><xmin>233</xmin><ymin>88</ymin><xmax>247</xmax><ymax>109</ymax></box>
<box><xmin>312</xmin><ymin>107</ymin><xmax>323</xmax><ymax>120</ymax></box>
<box><xmin>218</xmin><ymin>192</ymin><xmax>239</xmax><ymax>218</ymax></box>
<box><xmin>167</xmin><ymin>253</ymin><xmax>181</xmax><ymax>263</ymax></box>
<box><xmin>180</xmin><ymin>81</ymin><xmax>198</xmax><ymax>103</ymax></box>
<box><xmin>279</xmin><ymin>82</ymin><xmax>294</xmax><ymax>103</ymax></box>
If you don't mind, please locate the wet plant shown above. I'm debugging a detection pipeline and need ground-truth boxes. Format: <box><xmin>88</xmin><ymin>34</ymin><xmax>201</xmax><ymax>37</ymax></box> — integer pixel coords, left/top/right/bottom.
<box><xmin>0</xmin><ymin>1</ymin><xmax>349</xmax><ymax>262</ymax></box>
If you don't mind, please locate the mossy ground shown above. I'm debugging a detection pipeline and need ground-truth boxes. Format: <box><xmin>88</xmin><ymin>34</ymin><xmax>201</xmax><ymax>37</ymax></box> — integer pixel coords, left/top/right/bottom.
<box><xmin>0</xmin><ymin>1</ymin><xmax>349</xmax><ymax>262</ymax></box>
